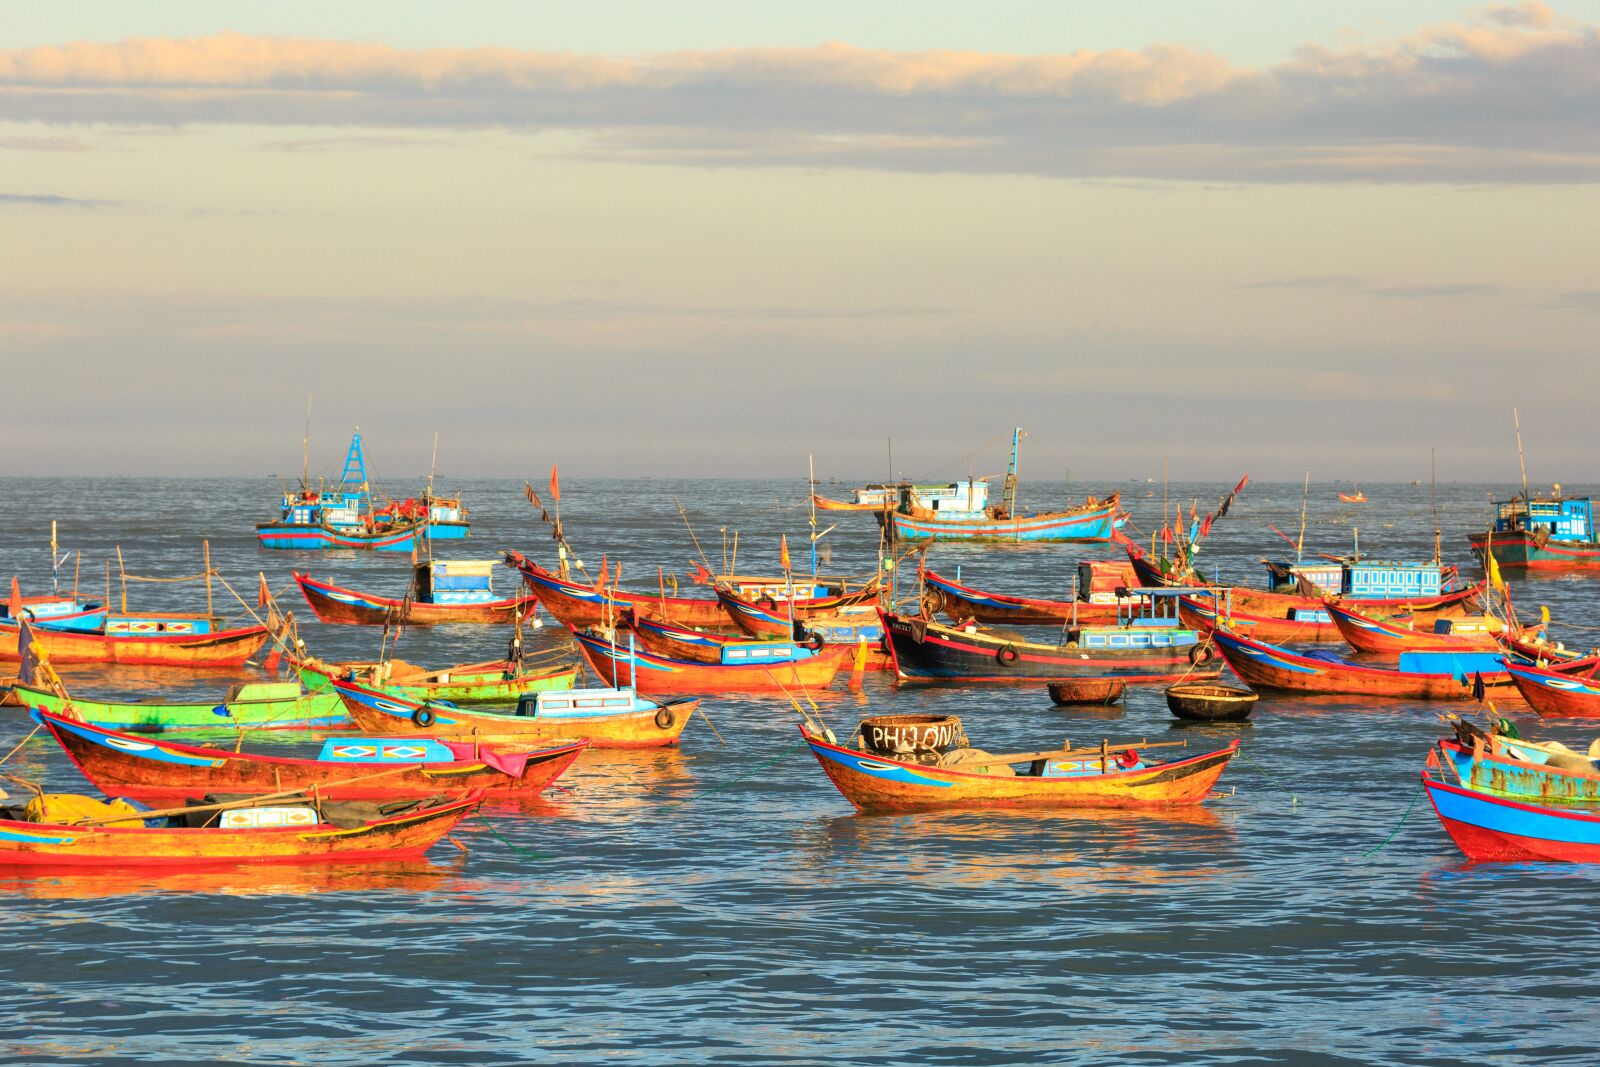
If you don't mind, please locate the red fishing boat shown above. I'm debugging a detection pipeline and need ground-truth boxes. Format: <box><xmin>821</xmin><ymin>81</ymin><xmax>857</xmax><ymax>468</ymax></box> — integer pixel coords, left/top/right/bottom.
<box><xmin>571</xmin><ymin>627</ymin><xmax>848</xmax><ymax>693</ymax></box>
<box><xmin>1325</xmin><ymin>600</ymin><xmax>1509</xmax><ymax>655</ymax></box>
<box><xmin>34</xmin><ymin>708</ymin><xmax>587</xmax><ymax>801</ymax></box>
<box><xmin>294</xmin><ymin>562</ymin><xmax>538</xmax><ymax>626</ymax></box>
<box><xmin>504</xmin><ymin>552</ymin><xmax>729</xmax><ymax>629</ymax></box>
<box><xmin>920</xmin><ymin>563</ymin><xmax>1144</xmax><ymax>627</ymax></box>
<box><xmin>1503</xmin><ymin>659</ymin><xmax>1600</xmax><ymax>717</ymax></box>
<box><xmin>627</xmin><ymin>608</ymin><xmax>892</xmax><ymax>672</ymax></box>
<box><xmin>715</xmin><ymin>585</ymin><xmax>881</xmax><ymax>634</ymax></box>
<box><xmin>1212</xmin><ymin>627</ymin><xmax>1516</xmax><ymax>699</ymax></box>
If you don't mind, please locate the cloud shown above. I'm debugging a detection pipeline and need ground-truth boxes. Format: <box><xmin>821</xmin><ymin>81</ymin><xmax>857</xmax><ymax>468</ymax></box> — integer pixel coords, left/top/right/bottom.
<box><xmin>1370</xmin><ymin>283</ymin><xmax>1501</xmax><ymax>299</ymax></box>
<box><xmin>1545</xmin><ymin>289</ymin><xmax>1600</xmax><ymax>311</ymax></box>
<box><xmin>0</xmin><ymin>192</ymin><xmax>110</xmax><ymax>207</ymax></box>
<box><xmin>1244</xmin><ymin>277</ymin><xmax>1500</xmax><ymax>301</ymax></box>
<box><xmin>0</xmin><ymin>5</ymin><xmax>1597</xmax><ymax>182</ymax></box>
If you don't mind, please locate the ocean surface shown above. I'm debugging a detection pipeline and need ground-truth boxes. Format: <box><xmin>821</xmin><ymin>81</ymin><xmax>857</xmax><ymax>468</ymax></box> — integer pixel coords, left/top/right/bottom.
<box><xmin>3</xmin><ymin>476</ymin><xmax>1600</xmax><ymax>1066</ymax></box>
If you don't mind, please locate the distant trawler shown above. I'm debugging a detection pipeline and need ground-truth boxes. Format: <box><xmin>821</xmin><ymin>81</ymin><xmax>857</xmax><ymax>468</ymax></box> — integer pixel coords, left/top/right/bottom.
<box><xmin>256</xmin><ymin>431</ymin><xmax>470</xmax><ymax>551</ymax></box>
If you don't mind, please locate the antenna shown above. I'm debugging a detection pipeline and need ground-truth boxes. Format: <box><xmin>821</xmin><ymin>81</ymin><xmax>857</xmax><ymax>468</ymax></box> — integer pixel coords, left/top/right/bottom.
<box><xmin>1296</xmin><ymin>470</ymin><xmax>1310</xmax><ymax>564</ymax></box>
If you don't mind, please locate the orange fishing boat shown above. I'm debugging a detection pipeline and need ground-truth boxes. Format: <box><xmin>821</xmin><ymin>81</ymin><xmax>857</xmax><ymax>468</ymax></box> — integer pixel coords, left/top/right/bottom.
<box><xmin>0</xmin><ymin>615</ymin><xmax>268</xmax><ymax>667</ymax></box>
<box><xmin>504</xmin><ymin>552</ymin><xmax>730</xmax><ymax>629</ymax></box>
<box><xmin>1325</xmin><ymin>600</ymin><xmax>1510</xmax><ymax>655</ymax></box>
<box><xmin>799</xmin><ymin>721</ymin><xmax>1238</xmax><ymax>813</ymax></box>
<box><xmin>35</xmin><ymin>708</ymin><xmax>588</xmax><ymax>802</ymax></box>
<box><xmin>0</xmin><ymin>792</ymin><xmax>480</xmax><ymax>867</ymax></box>
<box><xmin>332</xmin><ymin>676</ymin><xmax>694</xmax><ymax>748</ymax></box>
<box><xmin>294</xmin><ymin>563</ymin><xmax>538</xmax><ymax>626</ymax></box>
<box><xmin>572</xmin><ymin>626</ymin><xmax>847</xmax><ymax>693</ymax></box>
<box><xmin>1339</xmin><ymin>490</ymin><xmax>1367</xmax><ymax>504</ymax></box>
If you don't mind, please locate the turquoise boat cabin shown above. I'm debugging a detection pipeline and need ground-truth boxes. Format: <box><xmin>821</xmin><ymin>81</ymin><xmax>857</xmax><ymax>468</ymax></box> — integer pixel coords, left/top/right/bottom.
<box><xmin>1267</xmin><ymin>560</ymin><xmax>1447</xmax><ymax>598</ymax></box>
<box><xmin>413</xmin><ymin>559</ymin><xmax>500</xmax><ymax>605</ymax></box>
<box><xmin>1487</xmin><ymin>495</ymin><xmax>1595</xmax><ymax>546</ymax></box>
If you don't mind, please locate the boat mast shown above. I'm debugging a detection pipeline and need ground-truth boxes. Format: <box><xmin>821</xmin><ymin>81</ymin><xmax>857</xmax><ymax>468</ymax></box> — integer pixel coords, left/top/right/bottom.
<box><xmin>301</xmin><ymin>394</ymin><xmax>312</xmax><ymax>491</ymax></box>
<box><xmin>809</xmin><ymin>452</ymin><xmax>818</xmax><ymax>581</ymax></box>
<box><xmin>1004</xmin><ymin>427</ymin><xmax>1021</xmax><ymax>517</ymax></box>
<box><xmin>1431</xmin><ymin>447</ymin><xmax>1440</xmax><ymax>564</ymax></box>
<box><xmin>50</xmin><ymin>519</ymin><xmax>58</xmax><ymax>594</ymax></box>
<box><xmin>1513</xmin><ymin>405</ymin><xmax>1530</xmax><ymax>508</ymax></box>
<box><xmin>426</xmin><ymin>431</ymin><xmax>439</xmax><ymax>499</ymax></box>
<box><xmin>1296</xmin><ymin>470</ymin><xmax>1310</xmax><ymax>565</ymax></box>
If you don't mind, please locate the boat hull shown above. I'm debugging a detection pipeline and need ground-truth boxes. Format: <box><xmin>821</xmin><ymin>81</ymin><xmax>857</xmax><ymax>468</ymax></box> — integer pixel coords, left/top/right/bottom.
<box><xmin>1424</xmin><ymin>772</ymin><xmax>1600</xmax><ymax>862</ymax></box>
<box><xmin>1212</xmin><ymin>628</ymin><xmax>1513</xmax><ymax>699</ymax></box>
<box><xmin>332</xmin><ymin>678</ymin><xmax>692</xmax><ymax>748</ymax></box>
<box><xmin>257</xmin><ymin>521</ymin><xmax>429</xmax><ymax>552</ymax></box>
<box><xmin>1505</xmin><ymin>661</ymin><xmax>1600</xmax><ymax>716</ymax></box>
<box><xmin>572</xmin><ymin>627</ymin><xmax>846</xmax><ymax>693</ymax></box>
<box><xmin>1326</xmin><ymin>600</ymin><xmax>1500</xmax><ymax>655</ymax></box>
<box><xmin>12</xmin><ymin>683</ymin><xmax>346</xmax><ymax>732</ymax></box>
<box><xmin>885</xmin><ymin>497</ymin><xmax>1119</xmax><ymax>544</ymax></box>
<box><xmin>36</xmin><ymin>710</ymin><xmax>586</xmax><ymax>801</ymax></box>
<box><xmin>1468</xmin><ymin>531</ymin><xmax>1600</xmax><ymax>569</ymax></box>
<box><xmin>803</xmin><ymin>728</ymin><xmax>1238</xmax><ymax>812</ymax></box>
<box><xmin>294</xmin><ymin>572</ymin><xmax>537</xmax><ymax>626</ymax></box>
<box><xmin>0</xmin><ymin>620</ymin><xmax>268</xmax><ymax>667</ymax></box>
<box><xmin>882</xmin><ymin>612</ymin><xmax>1216</xmax><ymax>685</ymax></box>
<box><xmin>921</xmin><ymin>569</ymin><xmax>1128</xmax><ymax>626</ymax></box>
<box><xmin>506</xmin><ymin>554</ymin><xmax>729</xmax><ymax>628</ymax></box>
<box><xmin>295</xmin><ymin>658</ymin><xmax>579</xmax><ymax>704</ymax></box>
<box><xmin>0</xmin><ymin>795</ymin><xmax>479</xmax><ymax>867</ymax></box>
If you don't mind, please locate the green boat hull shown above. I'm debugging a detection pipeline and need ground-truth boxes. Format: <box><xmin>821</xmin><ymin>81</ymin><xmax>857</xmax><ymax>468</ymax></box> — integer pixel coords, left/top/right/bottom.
<box><xmin>297</xmin><ymin>661</ymin><xmax>580</xmax><ymax>704</ymax></box>
<box><xmin>12</xmin><ymin>683</ymin><xmax>347</xmax><ymax>733</ymax></box>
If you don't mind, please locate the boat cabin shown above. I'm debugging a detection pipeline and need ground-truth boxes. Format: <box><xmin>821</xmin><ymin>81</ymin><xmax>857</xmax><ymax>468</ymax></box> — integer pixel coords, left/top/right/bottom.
<box><xmin>1266</xmin><ymin>560</ymin><xmax>1446</xmax><ymax>598</ymax></box>
<box><xmin>516</xmin><ymin>687</ymin><xmax>645</xmax><ymax>719</ymax></box>
<box><xmin>1078</xmin><ymin>560</ymin><xmax>1142</xmax><ymax>605</ymax></box>
<box><xmin>897</xmin><ymin>480</ymin><xmax>990</xmax><ymax>519</ymax></box>
<box><xmin>413</xmin><ymin>560</ymin><xmax>498</xmax><ymax>605</ymax></box>
<box><xmin>1489</xmin><ymin>495</ymin><xmax>1595</xmax><ymax>545</ymax></box>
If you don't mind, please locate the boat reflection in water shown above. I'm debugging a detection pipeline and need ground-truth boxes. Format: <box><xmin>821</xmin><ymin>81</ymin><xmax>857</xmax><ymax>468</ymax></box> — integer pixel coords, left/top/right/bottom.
<box><xmin>0</xmin><ymin>857</ymin><xmax>475</xmax><ymax>900</ymax></box>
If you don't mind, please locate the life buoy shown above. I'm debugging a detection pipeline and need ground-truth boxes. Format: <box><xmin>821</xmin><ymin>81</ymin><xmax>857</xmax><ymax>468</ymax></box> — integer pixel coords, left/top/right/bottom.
<box><xmin>996</xmin><ymin>644</ymin><xmax>1021</xmax><ymax>666</ymax></box>
<box><xmin>1189</xmin><ymin>644</ymin><xmax>1217</xmax><ymax>667</ymax></box>
<box><xmin>653</xmin><ymin>707</ymin><xmax>676</xmax><ymax>730</ymax></box>
<box><xmin>803</xmin><ymin>631</ymin><xmax>825</xmax><ymax>652</ymax></box>
<box><xmin>411</xmin><ymin>707</ymin><xmax>437</xmax><ymax>728</ymax></box>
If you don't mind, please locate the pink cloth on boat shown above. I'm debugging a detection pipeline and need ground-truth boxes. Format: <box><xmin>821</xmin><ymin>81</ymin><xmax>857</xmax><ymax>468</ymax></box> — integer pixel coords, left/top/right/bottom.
<box><xmin>440</xmin><ymin>740</ymin><xmax>530</xmax><ymax>778</ymax></box>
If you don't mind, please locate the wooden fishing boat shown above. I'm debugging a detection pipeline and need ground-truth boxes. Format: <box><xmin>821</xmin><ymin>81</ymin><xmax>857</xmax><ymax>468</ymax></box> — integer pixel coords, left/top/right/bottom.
<box><xmin>881</xmin><ymin>604</ymin><xmax>1219</xmax><ymax>686</ymax></box>
<box><xmin>1338</xmin><ymin>490</ymin><xmax>1367</xmax><ymax>504</ymax></box>
<box><xmin>331</xmin><ymin>677</ymin><xmax>693</xmax><ymax>748</ymax></box>
<box><xmin>800</xmin><ymin>721</ymin><xmax>1238</xmax><ymax>812</ymax></box>
<box><xmin>258</xmin><ymin>431</ymin><xmax>470</xmax><ymax>550</ymax></box>
<box><xmin>1503</xmin><ymin>659</ymin><xmax>1600</xmax><ymax>717</ymax></box>
<box><xmin>920</xmin><ymin>563</ymin><xmax>1143</xmax><ymax>627</ymax></box>
<box><xmin>1326</xmin><ymin>600</ymin><xmax>1508</xmax><ymax>655</ymax></box>
<box><xmin>504</xmin><ymin>551</ymin><xmax>729</xmax><ymax>629</ymax></box>
<box><xmin>811</xmin><ymin>492</ymin><xmax>891</xmax><ymax>512</ymax></box>
<box><xmin>715</xmin><ymin>585</ymin><xmax>881</xmax><ymax>632</ymax></box>
<box><xmin>34</xmin><ymin>707</ymin><xmax>586</xmax><ymax>802</ymax></box>
<box><xmin>2</xmin><ymin>581</ymin><xmax>106</xmax><ymax>633</ymax></box>
<box><xmin>0</xmin><ymin>614</ymin><xmax>269</xmax><ymax>667</ymax></box>
<box><xmin>10</xmin><ymin>681</ymin><xmax>347</xmax><ymax>732</ymax></box>
<box><xmin>571</xmin><ymin>627</ymin><xmax>848</xmax><ymax>693</ymax></box>
<box><xmin>628</xmin><ymin>607</ymin><xmax>893</xmax><ymax>672</ymax></box>
<box><xmin>1468</xmin><ymin>495</ymin><xmax>1600</xmax><ymax>569</ymax></box>
<box><xmin>294</xmin><ymin>562</ymin><xmax>538</xmax><ymax>626</ymax></box>
<box><xmin>1423</xmin><ymin>751</ymin><xmax>1600</xmax><ymax>862</ymax></box>
<box><xmin>1498</xmin><ymin>631</ymin><xmax>1592</xmax><ymax>667</ymax></box>
<box><xmin>881</xmin><ymin>429</ymin><xmax>1122</xmax><ymax>544</ymax></box>
<box><xmin>1211</xmin><ymin>627</ymin><xmax>1515</xmax><ymax>699</ymax></box>
<box><xmin>1164</xmin><ymin>683</ymin><xmax>1258</xmax><ymax>722</ymax></box>
<box><xmin>294</xmin><ymin>655</ymin><xmax>579</xmax><ymax>704</ymax></box>
<box><xmin>1176</xmin><ymin>594</ymin><xmax>1339</xmax><ymax>643</ymax></box>
<box><xmin>0</xmin><ymin>791</ymin><xmax>480</xmax><ymax>867</ymax></box>
<box><xmin>1132</xmin><ymin>546</ymin><xmax>1482</xmax><ymax>634</ymax></box>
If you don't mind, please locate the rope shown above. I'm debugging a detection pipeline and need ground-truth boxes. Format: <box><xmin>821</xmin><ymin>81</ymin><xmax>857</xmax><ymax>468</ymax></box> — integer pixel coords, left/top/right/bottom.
<box><xmin>660</xmin><ymin>741</ymin><xmax>806</xmax><ymax>805</ymax></box>
<box><xmin>1360</xmin><ymin>778</ymin><xmax>1426</xmax><ymax>858</ymax></box>
<box><xmin>0</xmin><ymin>724</ymin><xmax>43</xmax><ymax>767</ymax></box>
<box><xmin>472</xmin><ymin>812</ymin><xmax>551</xmax><ymax>860</ymax></box>
<box><xmin>1234</xmin><ymin>748</ymin><xmax>1298</xmax><ymax>805</ymax></box>
<box><xmin>120</xmin><ymin>570</ymin><xmax>212</xmax><ymax>584</ymax></box>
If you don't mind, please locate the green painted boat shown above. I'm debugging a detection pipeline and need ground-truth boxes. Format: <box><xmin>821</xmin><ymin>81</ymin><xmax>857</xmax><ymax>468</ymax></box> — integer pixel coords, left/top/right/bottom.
<box><xmin>295</xmin><ymin>656</ymin><xmax>581</xmax><ymax>705</ymax></box>
<box><xmin>10</xmin><ymin>682</ymin><xmax>347</xmax><ymax>733</ymax></box>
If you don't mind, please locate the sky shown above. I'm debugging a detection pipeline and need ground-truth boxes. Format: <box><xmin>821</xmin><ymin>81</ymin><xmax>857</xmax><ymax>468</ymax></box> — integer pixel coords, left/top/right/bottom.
<box><xmin>2</xmin><ymin>2</ymin><xmax>1597</xmax><ymax>485</ymax></box>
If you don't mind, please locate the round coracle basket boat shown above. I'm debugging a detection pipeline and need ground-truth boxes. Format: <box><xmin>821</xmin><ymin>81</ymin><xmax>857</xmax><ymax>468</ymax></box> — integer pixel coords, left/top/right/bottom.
<box><xmin>857</xmin><ymin>714</ymin><xmax>967</xmax><ymax>755</ymax></box>
<box><xmin>1046</xmin><ymin>677</ymin><xmax>1126</xmax><ymax>706</ymax></box>
<box><xmin>1164</xmin><ymin>682</ymin><xmax>1258</xmax><ymax>722</ymax></box>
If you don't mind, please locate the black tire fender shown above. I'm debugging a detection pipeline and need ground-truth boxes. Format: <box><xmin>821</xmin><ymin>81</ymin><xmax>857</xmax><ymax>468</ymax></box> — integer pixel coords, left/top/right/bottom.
<box><xmin>654</xmin><ymin>706</ymin><xmax>676</xmax><ymax>730</ymax></box>
<box><xmin>996</xmin><ymin>644</ymin><xmax>1021</xmax><ymax>666</ymax></box>
<box><xmin>411</xmin><ymin>706</ymin><xmax>437</xmax><ymax>728</ymax></box>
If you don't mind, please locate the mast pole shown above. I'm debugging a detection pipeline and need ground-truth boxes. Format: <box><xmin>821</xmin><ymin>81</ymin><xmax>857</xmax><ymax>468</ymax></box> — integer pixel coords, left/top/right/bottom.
<box><xmin>1296</xmin><ymin>470</ymin><xmax>1310</xmax><ymax>565</ymax></box>
<box><xmin>1004</xmin><ymin>427</ymin><xmax>1021</xmax><ymax>517</ymax></box>
<box><xmin>1514</xmin><ymin>405</ymin><xmax>1530</xmax><ymax>506</ymax></box>
<box><xmin>1431</xmin><ymin>447</ymin><xmax>1441</xmax><ymax>564</ymax></box>
<box><xmin>301</xmin><ymin>394</ymin><xmax>312</xmax><ymax>490</ymax></box>
<box><xmin>427</xmin><ymin>431</ymin><xmax>439</xmax><ymax>498</ymax></box>
<box><xmin>50</xmin><ymin>519</ymin><xmax>58</xmax><ymax>594</ymax></box>
<box><xmin>809</xmin><ymin>452</ymin><xmax>818</xmax><ymax>581</ymax></box>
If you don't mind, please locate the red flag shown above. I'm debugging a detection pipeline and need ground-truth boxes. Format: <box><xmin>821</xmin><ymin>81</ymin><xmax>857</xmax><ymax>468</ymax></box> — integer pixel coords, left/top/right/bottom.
<box><xmin>1201</xmin><ymin>512</ymin><xmax>1214</xmax><ymax>538</ymax></box>
<box><xmin>1233</xmin><ymin>474</ymin><xmax>1250</xmax><ymax>497</ymax></box>
<box><xmin>256</xmin><ymin>572</ymin><xmax>271</xmax><ymax>607</ymax></box>
<box><xmin>1268</xmin><ymin>524</ymin><xmax>1299</xmax><ymax>549</ymax></box>
<box><xmin>780</xmin><ymin>535</ymin><xmax>791</xmax><ymax>572</ymax></box>
<box><xmin>1161</xmin><ymin>525</ymin><xmax>1172</xmax><ymax>543</ymax></box>
<box><xmin>688</xmin><ymin>560</ymin><xmax>713</xmax><ymax>585</ymax></box>
<box><xmin>8</xmin><ymin>576</ymin><xmax>20</xmax><ymax>618</ymax></box>
<box><xmin>549</xmin><ymin>463</ymin><xmax>561</xmax><ymax>504</ymax></box>
<box><xmin>594</xmin><ymin>553</ymin><xmax>608</xmax><ymax>593</ymax></box>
